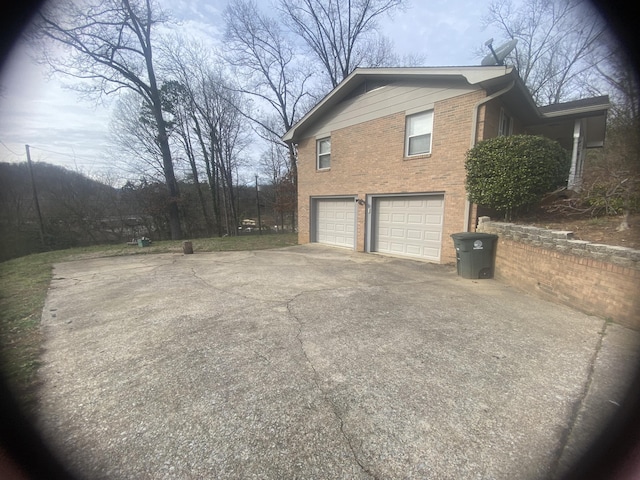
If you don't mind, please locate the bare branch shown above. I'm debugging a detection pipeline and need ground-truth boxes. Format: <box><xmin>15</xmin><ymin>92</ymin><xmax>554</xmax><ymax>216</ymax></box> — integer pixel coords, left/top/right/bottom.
<box><xmin>29</xmin><ymin>0</ymin><xmax>183</xmax><ymax>238</ymax></box>
<box><xmin>278</xmin><ymin>0</ymin><xmax>405</xmax><ymax>88</ymax></box>
<box><xmin>483</xmin><ymin>0</ymin><xmax>608</xmax><ymax>104</ymax></box>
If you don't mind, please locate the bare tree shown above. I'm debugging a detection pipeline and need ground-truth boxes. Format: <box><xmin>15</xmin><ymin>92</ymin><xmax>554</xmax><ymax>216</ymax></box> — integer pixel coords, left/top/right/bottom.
<box><xmin>278</xmin><ymin>0</ymin><xmax>405</xmax><ymax>89</ymax></box>
<box><xmin>109</xmin><ymin>92</ymin><xmax>167</xmax><ymax>181</ymax></box>
<box><xmin>259</xmin><ymin>141</ymin><xmax>296</xmax><ymax>230</ymax></box>
<box><xmin>225</xmin><ymin>0</ymin><xmax>316</xmax><ymax>229</ymax></box>
<box><xmin>161</xmin><ymin>37</ymin><xmax>250</xmax><ymax>235</ymax></box>
<box><xmin>591</xmin><ymin>44</ymin><xmax>640</xmax><ymax>122</ymax></box>
<box><xmin>161</xmin><ymin>80</ymin><xmax>214</xmax><ymax>235</ymax></box>
<box><xmin>483</xmin><ymin>0</ymin><xmax>607</xmax><ymax>104</ymax></box>
<box><xmin>30</xmin><ymin>0</ymin><xmax>183</xmax><ymax>239</ymax></box>
<box><xmin>224</xmin><ymin>0</ymin><xmax>312</xmax><ymax>151</ymax></box>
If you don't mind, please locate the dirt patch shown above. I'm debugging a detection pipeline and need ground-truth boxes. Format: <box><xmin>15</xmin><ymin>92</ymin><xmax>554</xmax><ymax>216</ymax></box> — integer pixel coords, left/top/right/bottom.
<box><xmin>516</xmin><ymin>213</ymin><xmax>640</xmax><ymax>250</ymax></box>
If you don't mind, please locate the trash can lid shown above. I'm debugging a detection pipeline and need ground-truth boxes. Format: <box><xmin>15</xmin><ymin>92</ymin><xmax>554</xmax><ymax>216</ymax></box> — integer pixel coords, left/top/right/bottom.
<box><xmin>450</xmin><ymin>232</ymin><xmax>498</xmax><ymax>240</ymax></box>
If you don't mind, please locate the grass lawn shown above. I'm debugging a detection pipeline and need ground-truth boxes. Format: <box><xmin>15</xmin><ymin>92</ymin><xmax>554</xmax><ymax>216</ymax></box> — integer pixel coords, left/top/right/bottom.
<box><xmin>0</xmin><ymin>233</ymin><xmax>297</xmax><ymax>413</ymax></box>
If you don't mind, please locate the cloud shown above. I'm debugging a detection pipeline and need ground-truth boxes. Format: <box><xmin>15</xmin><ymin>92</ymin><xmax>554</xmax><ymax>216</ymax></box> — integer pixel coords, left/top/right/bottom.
<box><xmin>380</xmin><ymin>0</ymin><xmax>497</xmax><ymax>66</ymax></box>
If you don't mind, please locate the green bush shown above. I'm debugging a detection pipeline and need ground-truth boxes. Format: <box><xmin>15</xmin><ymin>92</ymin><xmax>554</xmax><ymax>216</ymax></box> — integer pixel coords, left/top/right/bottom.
<box><xmin>465</xmin><ymin>135</ymin><xmax>570</xmax><ymax>220</ymax></box>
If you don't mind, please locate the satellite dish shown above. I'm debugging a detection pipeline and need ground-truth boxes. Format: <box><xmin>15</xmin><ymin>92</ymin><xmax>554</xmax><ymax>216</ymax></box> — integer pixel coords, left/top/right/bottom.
<box><xmin>481</xmin><ymin>38</ymin><xmax>518</xmax><ymax>66</ymax></box>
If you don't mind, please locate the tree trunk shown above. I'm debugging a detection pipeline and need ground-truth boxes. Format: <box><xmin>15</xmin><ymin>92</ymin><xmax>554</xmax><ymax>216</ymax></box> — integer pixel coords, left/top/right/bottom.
<box><xmin>617</xmin><ymin>209</ymin><xmax>631</xmax><ymax>231</ymax></box>
<box><xmin>185</xmin><ymin>139</ymin><xmax>213</xmax><ymax>235</ymax></box>
<box><xmin>154</xmin><ymin>111</ymin><xmax>182</xmax><ymax>240</ymax></box>
<box><xmin>138</xmin><ymin>5</ymin><xmax>182</xmax><ymax>240</ymax></box>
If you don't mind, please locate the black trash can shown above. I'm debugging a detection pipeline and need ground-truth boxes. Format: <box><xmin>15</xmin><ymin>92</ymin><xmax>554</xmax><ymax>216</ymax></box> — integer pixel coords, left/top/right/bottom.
<box><xmin>450</xmin><ymin>232</ymin><xmax>498</xmax><ymax>279</ymax></box>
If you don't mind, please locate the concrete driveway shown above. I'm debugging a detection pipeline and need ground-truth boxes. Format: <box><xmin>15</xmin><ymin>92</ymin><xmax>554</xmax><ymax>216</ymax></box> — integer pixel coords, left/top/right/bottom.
<box><xmin>37</xmin><ymin>245</ymin><xmax>640</xmax><ymax>479</ymax></box>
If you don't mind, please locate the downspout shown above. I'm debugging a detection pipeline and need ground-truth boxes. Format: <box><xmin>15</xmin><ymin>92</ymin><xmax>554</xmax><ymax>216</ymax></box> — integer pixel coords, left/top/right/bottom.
<box><xmin>567</xmin><ymin>119</ymin><xmax>582</xmax><ymax>191</ymax></box>
<box><xmin>464</xmin><ymin>80</ymin><xmax>516</xmax><ymax>231</ymax></box>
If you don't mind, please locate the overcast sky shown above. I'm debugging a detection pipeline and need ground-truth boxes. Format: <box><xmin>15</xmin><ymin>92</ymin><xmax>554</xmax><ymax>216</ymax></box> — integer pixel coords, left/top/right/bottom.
<box><xmin>0</xmin><ymin>0</ymin><xmax>512</xmax><ymax>181</ymax></box>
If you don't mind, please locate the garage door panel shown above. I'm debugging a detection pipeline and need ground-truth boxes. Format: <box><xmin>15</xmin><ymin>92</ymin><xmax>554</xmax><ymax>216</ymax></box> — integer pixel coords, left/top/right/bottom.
<box><xmin>424</xmin><ymin>246</ymin><xmax>440</xmax><ymax>257</ymax></box>
<box><xmin>315</xmin><ymin>198</ymin><xmax>356</xmax><ymax>249</ymax></box>
<box><xmin>406</xmin><ymin>214</ymin><xmax>424</xmax><ymax>224</ymax></box>
<box><xmin>406</xmin><ymin>229</ymin><xmax>423</xmax><ymax>240</ymax></box>
<box><xmin>373</xmin><ymin>195</ymin><xmax>444</xmax><ymax>261</ymax></box>
<box><xmin>391</xmin><ymin>227</ymin><xmax>407</xmax><ymax>238</ymax></box>
<box><xmin>424</xmin><ymin>231</ymin><xmax>441</xmax><ymax>242</ymax></box>
<box><xmin>388</xmin><ymin>242</ymin><xmax>405</xmax><ymax>253</ymax></box>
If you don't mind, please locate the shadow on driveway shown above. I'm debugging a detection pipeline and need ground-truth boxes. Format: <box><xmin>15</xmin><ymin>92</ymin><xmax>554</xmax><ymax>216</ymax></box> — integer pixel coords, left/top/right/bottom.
<box><xmin>36</xmin><ymin>245</ymin><xmax>640</xmax><ymax>479</ymax></box>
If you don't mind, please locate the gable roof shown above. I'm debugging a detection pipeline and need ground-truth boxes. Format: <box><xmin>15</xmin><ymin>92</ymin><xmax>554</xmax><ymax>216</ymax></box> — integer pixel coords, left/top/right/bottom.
<box><xmin>282</xmin><ymin>66</ymin><xmax>521</xmax><ymax>143</ymax></box>
<box><xmin>282</xmin><ymin>66</ymin><xmax>609</xmax><ymax>144</ymax></box>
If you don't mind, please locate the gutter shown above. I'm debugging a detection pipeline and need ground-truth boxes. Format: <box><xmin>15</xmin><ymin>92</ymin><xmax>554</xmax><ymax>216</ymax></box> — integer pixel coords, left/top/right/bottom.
<box><xmin>463</xmin><ymin>80</ymin><xmax>516</xmax><ymax>232</ymax></box>
<box><xmin>541</xmin><ymin>105</ymin><xmax>610</xmax><ymax>118</ymax></box>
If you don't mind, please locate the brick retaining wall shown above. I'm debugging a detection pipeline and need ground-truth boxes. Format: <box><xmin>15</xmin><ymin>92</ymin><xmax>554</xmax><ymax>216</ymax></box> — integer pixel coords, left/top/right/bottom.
<box><xmin>476</xmin><ymin>217</ymin><xmax>640</xmax><ymax>330</ymax></box>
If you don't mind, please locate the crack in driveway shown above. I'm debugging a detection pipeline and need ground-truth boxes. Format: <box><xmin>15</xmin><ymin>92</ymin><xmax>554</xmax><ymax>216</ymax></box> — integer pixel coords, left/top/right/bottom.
<box><xmin>549</xmin><ymin>318</ymin><xmax>609</xmax><ymax>478</ymax></box>
<box><xmin>287</xmin><ymin>291</ymin><xmax>377</xmax><ymax>480</ymax></box>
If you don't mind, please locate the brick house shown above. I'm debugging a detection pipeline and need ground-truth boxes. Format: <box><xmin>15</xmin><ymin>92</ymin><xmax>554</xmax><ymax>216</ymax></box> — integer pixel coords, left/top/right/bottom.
<box><xmin>282</xmin><ymin>66</ymin><xmax>609</xmax><ymax>264</ymax></box>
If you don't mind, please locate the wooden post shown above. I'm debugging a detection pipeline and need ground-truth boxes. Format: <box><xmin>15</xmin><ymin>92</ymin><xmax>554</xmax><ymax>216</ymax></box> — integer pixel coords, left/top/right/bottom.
<box><xmin>255</xmin><ymin>175</ymin><xmax>262</xmax><ymax>235</ymax></box>
<box><xmin>26</xmin><ymin>145</ymin><xmax>46</xmax><ymax>247</ymax></box>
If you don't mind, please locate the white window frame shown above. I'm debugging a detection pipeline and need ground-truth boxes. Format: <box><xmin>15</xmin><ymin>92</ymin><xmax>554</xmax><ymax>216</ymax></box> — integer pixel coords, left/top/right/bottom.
<box><xmin>498</xmin><ymin>108</ymin><xmax>513</xmax><ymax>136</ymax></box>
<box><xmin>317</xmin><ymin>137</ymin><xmax>331</xmax><ymax>170</ymax></box>
<box><xmin>405</xmin><ymin>110</ymin><xmax>434</xmax><ymax>157</ymax></box>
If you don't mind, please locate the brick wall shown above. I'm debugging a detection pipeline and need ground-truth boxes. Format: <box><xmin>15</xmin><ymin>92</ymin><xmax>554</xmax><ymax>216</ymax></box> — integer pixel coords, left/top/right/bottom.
<box><xmin>477</xmin><ymin>218</ymin><xmax>640</xmax><ymax>329</ymax></box>
<box><xmin>480</xmin><ymin>99</ymin><xmax>525</xmax><ymax>139</ymax></box>
<box><xmin>297</xmin><ymin>89</ymin><xmax>487</xmax><ymax>263</ymax></box>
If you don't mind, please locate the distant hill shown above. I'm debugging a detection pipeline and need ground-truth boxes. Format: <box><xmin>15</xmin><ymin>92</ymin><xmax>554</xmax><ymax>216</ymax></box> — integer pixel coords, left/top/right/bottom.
<box><xmin>0</xmin><ymin>161</ymin><xmax>121</xmax><ymax>260</ymax></box>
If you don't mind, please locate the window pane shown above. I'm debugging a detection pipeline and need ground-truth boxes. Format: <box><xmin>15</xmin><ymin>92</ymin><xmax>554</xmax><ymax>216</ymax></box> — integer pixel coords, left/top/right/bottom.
<box><xmin>407</xmin><ymin>111</ymin><xmax>433</xmax><ymax>136</ymax></box>
<box><xmin>318</xmin><ymin>154</ymin><xmax>330</xmax><ymax>169</ymax></box>
<box><xmin>408</xmin><ymin>134</ymin><xmax>431</xmax><ymax>155</ymax></box>
<box><xmin>499</xmin><ymin>110</ymin><xmax>512</xmax><ymax>136</ymax></box>
<box><xmin>318</xmin><ymin>139</ymin><xmax>331</xmax><ymax>154</ymax></box>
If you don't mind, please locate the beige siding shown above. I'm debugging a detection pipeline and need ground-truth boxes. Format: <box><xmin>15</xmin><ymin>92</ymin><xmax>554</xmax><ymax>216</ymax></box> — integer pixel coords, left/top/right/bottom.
<box><xmin>303</xmin><ymin>80</ymin><xmax>479</xmax><ymax>139</ymax></box>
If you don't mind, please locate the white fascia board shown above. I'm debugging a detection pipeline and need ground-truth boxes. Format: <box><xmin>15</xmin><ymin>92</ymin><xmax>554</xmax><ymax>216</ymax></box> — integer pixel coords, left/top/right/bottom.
<box><xmin>540</xmin><ymin>104</ymin><xmax>610</xmax><ymax>119</ymax></box>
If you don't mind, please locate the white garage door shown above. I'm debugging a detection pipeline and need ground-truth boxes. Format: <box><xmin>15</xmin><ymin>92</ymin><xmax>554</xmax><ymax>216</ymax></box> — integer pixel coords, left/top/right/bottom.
<box><xmin>315</xmin><ymin>198</ymin><xmax>356</xmax><ymax>248</ymax></box>
<box><xmin>373</xmin><ymin>195</ymin><xmax>444</xmax><ymax>261</ymax></box>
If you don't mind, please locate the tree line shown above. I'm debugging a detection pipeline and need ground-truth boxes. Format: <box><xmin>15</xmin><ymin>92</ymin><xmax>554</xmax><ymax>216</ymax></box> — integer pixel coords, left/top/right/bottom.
<box><xmin>5</xmin><ymin>0</ymin><xmax>637</xmax><ymax>252</ymax></box>
<box><xmin>0</xmin><ymin>161</ymin><xmax>294</xmax><ymax>261</ymax></box>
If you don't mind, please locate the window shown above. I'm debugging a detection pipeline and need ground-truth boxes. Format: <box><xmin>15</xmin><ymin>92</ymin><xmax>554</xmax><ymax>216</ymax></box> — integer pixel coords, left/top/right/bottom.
<box><xmin>405</xmin><ymin>110</ymin><xmax>433</xmax><ymax>156</ymax></box>
<box><xmin>498</xmin><ymin>108</ymin><xmax>513</xmax><ymax>136</ymax></box>
<box><xmin>317</xmin><ymin>138</ymin><xmax>331</xmax><ymax>170</ymax></box>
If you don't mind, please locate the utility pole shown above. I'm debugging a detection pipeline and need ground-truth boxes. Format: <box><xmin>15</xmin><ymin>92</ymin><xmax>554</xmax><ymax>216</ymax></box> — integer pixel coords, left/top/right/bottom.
<box><xmin>255</xmin><ymin>175</ymin><xmax>262</xmax><ymax>236</ymax></box>
<box><xmin>26</xmin><ymin>144</ymin><xmax>46</xmax><ymax>247</ymax></box>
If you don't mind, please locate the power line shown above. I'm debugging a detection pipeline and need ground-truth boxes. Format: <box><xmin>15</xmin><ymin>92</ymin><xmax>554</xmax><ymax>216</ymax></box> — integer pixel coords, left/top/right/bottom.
<box><xmin>0</xmin><ymin>138</ymin><xmax>23</xmax><ymax>156</ymax></box>
<box><xmin>28</xmin><ymin>145</ymin><xmax>104</xmax><ymax>164</ymax></box>
<box><xmin>0</xmin><ymin>142</ymin><xmax>111</xmax><ymax>165</ymax></box>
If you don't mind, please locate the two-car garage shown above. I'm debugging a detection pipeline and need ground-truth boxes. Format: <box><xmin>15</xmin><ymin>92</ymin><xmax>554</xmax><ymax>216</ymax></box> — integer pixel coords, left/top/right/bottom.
<box><xmin>312</xmin><ymin>194</ymin><xmax>444</xmax><ymax>262</ymax></box>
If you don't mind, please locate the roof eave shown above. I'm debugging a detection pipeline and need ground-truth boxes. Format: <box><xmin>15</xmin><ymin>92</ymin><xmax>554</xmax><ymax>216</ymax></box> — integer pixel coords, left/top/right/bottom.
<box><xmin>540</xmin><ymin>104</ymin><xmax>610</xmax><ymax>120</ymax></box>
